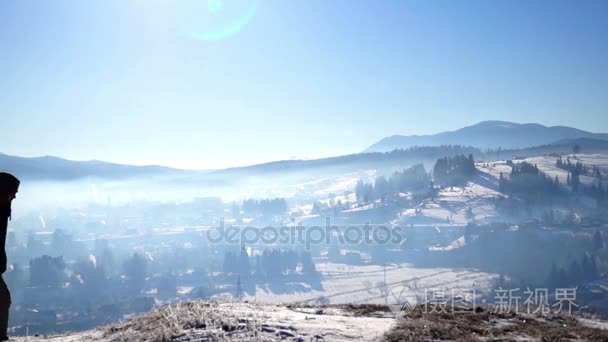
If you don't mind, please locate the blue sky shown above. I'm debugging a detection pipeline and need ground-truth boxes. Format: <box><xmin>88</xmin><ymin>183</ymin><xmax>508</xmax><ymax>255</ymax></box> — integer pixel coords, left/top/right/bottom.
<box><xmin>1</xmin><ymin>0</ymin><xmax>607</xmax><ymax>169</ymax></box>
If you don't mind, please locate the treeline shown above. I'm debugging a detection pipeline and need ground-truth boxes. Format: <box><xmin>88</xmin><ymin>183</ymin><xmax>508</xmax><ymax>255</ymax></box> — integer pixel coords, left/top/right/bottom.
<box><xmin>386</xmin><ymin>144</ymin><xmax>562</xmax><ymax>160</ymax></box>
<box><xmin>355</xmin><ymin>164</ymin><xmax>430</xmax><ymax>204</ymax></box>
<box><xmin>560</xmin><ymin>159</ymin><xmax>608</xmax><ymax>206</ymax></box>
<box><xmin>547</xmin><ymin>252</ymin><xmax>599</xmax><ymax>289</ymax></box>
<box><xmin>557</xmin><ymin>157</ymin><xmax>585</xmax><ymax>191</ymax></box>
<box><xmin>10</xmin><ymin>251</ymin><xmax>147</xmax><ymax>299</ymax></box>
<box><xmin>498</xmin><ymin>159</ymin><xmax>608</xmax><ymax>207</ymax></box>
<box><xmin>433</xmin><ymin>154</ymin><xmax>476</xmax><ymax>185</ymax></box>
<box><xmin>556</xmin><ymin>156</ymin><xmax>588</xmax><ymax>175</ymax></box>
<box><xmin>222</xmin><ymin>248</ymin><xmax>251</xmax><ymax>277</ymax></box>
<box><xmin>545</xmin><ymin>231</ymin><xmax>603</xmax><ymax>289</ymax></box>
<box><xmin>557</xmin><ymin>157</ymin><xmax>607</xmax><ymax>194</ymax></box>
<box><xmin>586</xmin><ymin>180</ymin><xmax>608</xmax><ymax>208</ymax></box>
<box><xmin>499</xmin><ymin>162</ymin><xmax>561</xmax><ymax>202</ymax></box>
<box><xmin>428</xmin><ymin>224</ymin><xmax>607</xmax><ymax>290</ymax></box>
<box><xmin>29</xmin><ymin>255</ymin><xmax>67</xmax><ymax>288</ymax></box>
<box><xmin>222</xmin><ymin>248</ymin><xmax>318</xmax><ymax>279</ymax></box>
<box><xmin>311</xmin><ymin>199</ymin><xmax>348</xmax><ymax>216</ymax></box>
<box><xmin>388</xmin><ymin>145</ymin><xmax>482</xmax><ymax>158</ymax></box>
<box><xmin>238</xmin><ymin>198</ymin><xmax>288</xmax><ymax>217</ymax></box>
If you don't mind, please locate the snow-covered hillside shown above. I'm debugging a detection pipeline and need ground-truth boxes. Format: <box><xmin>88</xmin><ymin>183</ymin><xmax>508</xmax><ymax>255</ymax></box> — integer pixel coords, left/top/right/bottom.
<box><xmin>395</xmin><ymin>153</ymin><xmax>607</xmax><ymax>225</ymax></box>
<box><xmin>477</xmin><ymin>153</ymin><xmax>608</xmax><ymax>187</ymax></box>
<box><xmin>248</xmin><ymin>263</ymin><xmax>497</xmax><ymax>306</ymax></box>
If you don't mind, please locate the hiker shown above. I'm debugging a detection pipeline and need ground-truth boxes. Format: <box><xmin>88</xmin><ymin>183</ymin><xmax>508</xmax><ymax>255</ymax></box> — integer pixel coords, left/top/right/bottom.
<box><xmin>0</xmin><ymin>172</ymin><xmax>19</xmax><ymax>341</ymax></box>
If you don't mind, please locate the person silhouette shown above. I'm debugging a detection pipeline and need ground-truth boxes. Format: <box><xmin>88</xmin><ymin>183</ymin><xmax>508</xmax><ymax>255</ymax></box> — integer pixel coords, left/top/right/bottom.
<box><xmin>0</xmin><ymin>172</ymin><xmax>19</xmax><ymax>341</ymax></box>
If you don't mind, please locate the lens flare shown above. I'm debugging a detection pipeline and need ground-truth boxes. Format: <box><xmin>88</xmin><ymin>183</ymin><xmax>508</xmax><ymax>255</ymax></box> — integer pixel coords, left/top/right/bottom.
<box><xmin>209</xmin><ymin>0</ymin><xmax>222</xmax><ymax>13</ymax></box>
<box><xmin>181</xmin><ymin>0</ymin><xmax>260</xmax><ymax>41</ymax></box>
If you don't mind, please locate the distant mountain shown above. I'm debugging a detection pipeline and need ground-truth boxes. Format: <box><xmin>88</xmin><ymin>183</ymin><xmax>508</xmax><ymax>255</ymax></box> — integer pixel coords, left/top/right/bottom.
<box><xmin>4</xmin><ymin>134</ymin><xmax>608</xmax><ymax>182</ymax></box>
<box><xmin>0</xmin><ymin>153</ymin><xmax>186</xmax><ymax>181</ymax></box>
<box><xmin>365</xmin><ymin>121</ymin><xmax>608</xmax><ymax>152</ymax></box>
<box><xmin>215</xmin><ymin>138</ymin><xmax>608</xmax><ymax>178</ymax></box>
<box><xmin>214</xmin><ymin>146</ymin><xmax>480</xmax><ymax>176</ymax></box>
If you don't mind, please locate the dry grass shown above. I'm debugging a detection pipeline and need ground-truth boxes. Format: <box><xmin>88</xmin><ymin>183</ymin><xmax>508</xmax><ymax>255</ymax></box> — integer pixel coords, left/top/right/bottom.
<box><xmin>383</xmin><ymin>305</ymin><xmax>608</xmax><ymax>342</ymax></box>
<box><xmin>343</xmin><ymin>304</ymin><xmax>392</xmax><ymax>317</ymax></box>
<box><xmin>101</xmin><ymin>301</ymin><xmax>268</xmax><ymax>342</ymax></box>
<box><xmin>97</xmin><ymin>301</ymin><xmax>608</xmax><ymax>342</ymax></box>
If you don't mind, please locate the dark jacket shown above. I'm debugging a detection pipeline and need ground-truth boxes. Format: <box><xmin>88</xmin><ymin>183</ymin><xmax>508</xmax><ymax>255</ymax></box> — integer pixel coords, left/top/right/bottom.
<box><xmin>0</xmin><ymin>206</ymin><xmax>9</xmax><ymax>274</ymax></box>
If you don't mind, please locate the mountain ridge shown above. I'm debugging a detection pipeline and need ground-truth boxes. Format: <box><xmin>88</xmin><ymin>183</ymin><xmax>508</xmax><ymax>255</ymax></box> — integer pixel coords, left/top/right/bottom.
<box><xmin>366</xmin><ymin>120</ymin><xmax>608</xmax><ymax>152</ymax></box>
<box><xmin>3</xmin><ymin>121</ymin><xmax>608</xmax><ymax>181</ymax></box>
<box><xmin>0</xmin><ymin>152</ymin><xmax>187</xmax><ymax>181</ymax></box>
<box><xmin>3</xmin><ymin>138</ymin><xmax>608</xmax><ymax>181</ymax></box>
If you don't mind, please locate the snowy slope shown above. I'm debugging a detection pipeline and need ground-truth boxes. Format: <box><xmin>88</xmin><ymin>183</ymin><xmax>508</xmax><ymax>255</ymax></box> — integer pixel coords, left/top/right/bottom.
<box><xmin>13</xmin><ymin>301</ymin><xmax>608</xmax><ymax>342</ymax></box>
<box><xmin>12</xmin><ymin>302</ymin><xmax>395</xmax><ymax>342</ymax></box>
<box><xmin>249</xmin><ymin>263</ymin><xmax>497</xmax><ymax>306</ymax></box>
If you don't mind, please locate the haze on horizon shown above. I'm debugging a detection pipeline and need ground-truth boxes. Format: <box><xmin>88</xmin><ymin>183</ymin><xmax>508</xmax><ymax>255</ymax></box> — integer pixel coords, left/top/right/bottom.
<box><xmin>1</xmin><ymin>0</ymin><xmax>607</xmax><ymax>169</ymax></box>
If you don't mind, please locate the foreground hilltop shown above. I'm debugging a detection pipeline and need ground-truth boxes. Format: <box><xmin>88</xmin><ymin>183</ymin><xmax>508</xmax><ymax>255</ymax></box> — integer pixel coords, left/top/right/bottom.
<box><xmin>12</xmin><ymin>301</ymin><xmax>608</xmax><ymax>341</ymax></box>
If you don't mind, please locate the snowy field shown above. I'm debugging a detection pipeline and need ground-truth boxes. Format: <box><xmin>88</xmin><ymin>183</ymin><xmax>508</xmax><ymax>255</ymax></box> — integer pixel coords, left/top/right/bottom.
<box><xmin>249</xmin><ymin>262</ymin><xmax>498</xmax><ymax>307</ymax></box>
<box><xmin>479</xmin><ymin>153</ymin><xmax>608</xmax><ymax>187</ymax></box>
<box><xmin>412</xmin><ymin>153</ymin><xmax>608</xmax><ymax>224</ymax></box>
<box><xmin>18</xmin><ymin>263</ymin><xmax>495</xmax><ymax>340</ymax></box>
<box><xmin>397</xmin><ymin>170</ymin><xmax>502</xmax><ymax>225</ymax></box>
